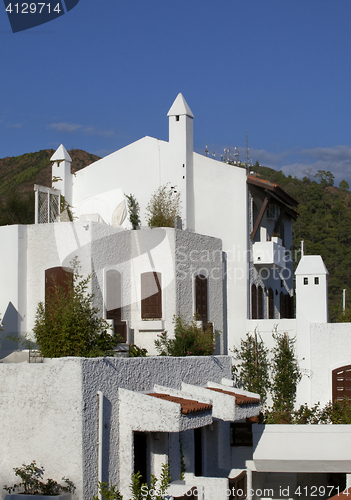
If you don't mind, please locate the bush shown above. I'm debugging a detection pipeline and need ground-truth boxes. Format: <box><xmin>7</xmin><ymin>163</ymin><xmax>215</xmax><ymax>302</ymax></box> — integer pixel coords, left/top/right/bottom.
<box><xmin>145</xmin><ymin>184</ymin><xmax>181</xmax><ymax>228</ymax></box>
<box><xmin>155</xmin><ymin>315</ymin><xmax>218</xmax><ymax>356</ymax></box>
<box><xmin>33</xmin><ymin>259</ymin><xmax>121</xmax><ymax>358</ymax></box>
<box><xmin>3</xmin><ymin>461</ymin><xmax>75</xmax><ymax>495</ymax></box>
<box><xmin>125</xmin><ymin>194</ymin><xmax>140</xmax><ymax>229</ymax></box>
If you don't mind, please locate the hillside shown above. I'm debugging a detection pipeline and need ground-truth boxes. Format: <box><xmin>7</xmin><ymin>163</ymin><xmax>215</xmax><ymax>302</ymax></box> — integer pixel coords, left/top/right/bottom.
<box><xmin>255</xmin><ymin>165</ymin><xmax>351</xmax><ymax>321</ymax></box>
<box><xmin>0</xmin><ymin>149</ymin><xmax>100</xmax><ymax>225</ymax></box>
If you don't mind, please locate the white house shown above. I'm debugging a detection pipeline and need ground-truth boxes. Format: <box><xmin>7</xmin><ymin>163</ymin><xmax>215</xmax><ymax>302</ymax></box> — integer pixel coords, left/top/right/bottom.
<box><xmin>1</xmin><ymin>93</ymin><xmax>351</xmax><ymax>500</ymax></box>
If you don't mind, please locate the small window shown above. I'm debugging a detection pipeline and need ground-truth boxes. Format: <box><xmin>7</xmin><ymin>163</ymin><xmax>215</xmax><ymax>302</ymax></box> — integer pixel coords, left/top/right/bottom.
<box><xmin>175</xmin><ymin>115</ymin><xmax>180</xmax><ymax>121</ymax></box>
<box><xmin>267</xmin><ymin>203</ymin><xmax>280</xmax><ymax>220</ymax></box>
<box><xmin>230</xmin><ymin>423</ymin><xmax>253</xmax><ymax>447</ymax></box>
<box><xmin>304</xmin><ymin>277</ymin><xmax>308</xmax><ymax>285</ymax></box>
<box><xmin>315</xmin><ymin>277</ymin><xmax>319</xmax><ymax>285</ymax></box>
<box><xmin>195</xmin><ymin>274</ymin><xmax>208</xmax><ymax>325</ymax></box>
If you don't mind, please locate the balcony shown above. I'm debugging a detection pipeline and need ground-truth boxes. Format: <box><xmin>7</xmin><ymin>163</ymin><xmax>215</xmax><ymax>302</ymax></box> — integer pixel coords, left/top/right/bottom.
<box><xmin>252</xmin><ymin>237</ymin><xmax>287</xmax><ymax>269</ymax></box>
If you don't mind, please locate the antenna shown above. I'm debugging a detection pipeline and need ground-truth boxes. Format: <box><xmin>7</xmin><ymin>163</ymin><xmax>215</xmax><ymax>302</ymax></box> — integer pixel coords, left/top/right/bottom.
<box><xmin>234</xmin><ymin>147</ymin><xmax>239</xmax><ymax>165</ymax></box>
<box><xmin>246</xmin><ymin>131</ymin><xmax>250</xmax><ymax>170</ymax></box>
<box><xmin>205</xmin><ymin>144</ymin><xmax>209</xmax><ymax>157</ymax></box>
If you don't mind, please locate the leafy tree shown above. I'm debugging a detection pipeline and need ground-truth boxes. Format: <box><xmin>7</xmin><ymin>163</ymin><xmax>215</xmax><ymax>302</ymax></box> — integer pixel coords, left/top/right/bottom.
<box><xmin>232</xmin><ymin>330</ymin><xmax>270</xmax><ymax>404</ymax></box>
<box><xmin>314</xmin><ymin>170</ymin><xmax>335</xmax><ymax>187</ymax></box>
<box><xmin>339</xmin><ymin>179</ymin><xmax>349</xmax><ymax>191</ymax></box>
<box><xmin>155</xmin><ymin>315</ymin><xmax>218</xmax><ymax>356</ymax></box>
<box><xmin>268</xmin><ymin>331</ymin><xmax>301</xmax><ymax>423</ymax></box>
<box><xmin>125</xmin><ymin>194</ymin><xmax>140</xmax><ymax>229</ymax></box>
<box><xmin>33</xmin><ymin>260</ymin><xmax>121</xmax><ymax>357</ymax></box>
<box><xmin>145</xmin><ymin>184</ymin><xmax>181</xmax><ymax>228</ymax></box>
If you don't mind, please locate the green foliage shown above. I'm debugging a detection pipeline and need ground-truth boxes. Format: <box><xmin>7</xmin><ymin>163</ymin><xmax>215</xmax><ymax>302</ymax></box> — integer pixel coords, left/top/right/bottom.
<box><xmin>33</xmin><ymin>259</ymin><xmax>121</xmax><ymax>358</ymax></box>
<box><xmin>264</xmin><ymin>397</ymin><xmax>351</xmax><ymax>424</ymax></box>
<box><xmin>131</xmin><ymin>463</ymin><xmax>170</xmax><ymax>500</ymax></box>
<box><xmin>0</xmin><ymin>189</ymin><xmax>35</xmax><ymax>225</ymax></box>
<box><xmin>268</xmin><ymin>330</ymin><xmax>301</xmax><ymax>423</ymax></box>
<box><xmin>145</xmin><ymin>184</ymin><xmax>181</xmax><ymax>228</ymax></box>
<box><xmin>129</xmin><ymin>343</ymin><xmax>148</xmax><ymax>357</ymax></box>
<box><xmin>232</xmin><ymin>330</ymin><xmax>271</xmax><ymax>404</ymax></box>
<box><xmin>339</xmin><ymin>179</ymin><xmax>349</xmax><ymax>191</ymax></box>
<box><xmin>154</xmin><ymin>315</ymin><xmax>218</xmax><ymax>356</ymax></box>
<box><xmin>93</xmin><ymin>482</ymin><xmax>123</xmax><ymax>500</ymax></box>
<box><xmin>60</xmin><ymin>195</ymin><xmax>74</xmax><ymax>221</ymax></box>
<box><xmin>3</xmin><ymin>461</ymin><xmax>75</xmax><ymax>495</ymax></box>
<box><xmin>314</xmin><ymin>170</ymin><xmax>335</xmax><ymax>187</ymax></box>
<box><xmin>126</xmin><ymin>194</ymin><xmax>141</xmax><ymax>229</ymax></box>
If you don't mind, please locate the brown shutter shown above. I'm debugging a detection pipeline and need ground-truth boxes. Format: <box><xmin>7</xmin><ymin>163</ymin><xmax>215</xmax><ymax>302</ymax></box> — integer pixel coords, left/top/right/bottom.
<box><xmin>268</xmin><ymin>288</ymin><xmax>274</xmax><ymax>319</ymax></box>
<box><xmin>257</xmin><ymin>286</ymin><xmax>263</xmax><ymax>319</ymax></box>
<box><xmin>195</xmin><ymin>274</ymin><xmax>208</xmax><ymax>324</ymax></box>
<box><xmin>332</xmin><ymin>365</ymin><xmax>351</xmax><ymax>402</ymax></box>
<box><xmin>141</xmin><ymin>272</ymin><xmax>162</xmax><ymax>319</ymax></box>
<box><xmin>45</xmin><ymin>267</ymin><xmax>73</xmax><ymax>302</ymax></box>
<box><xmin>251</xmin><ymin>284</ymin><xmax>257</xmax><ymax>319</ymax></box>
<box><xmin>106</xmin><ymin>270</ymin><xmax>126</xmax><ymax>342</ymax></box>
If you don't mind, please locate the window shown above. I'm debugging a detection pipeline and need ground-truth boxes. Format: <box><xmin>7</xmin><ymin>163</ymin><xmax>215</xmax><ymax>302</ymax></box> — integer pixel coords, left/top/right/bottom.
<box><xmin>315</xmin><ymin>277</ymin><xmax>319</xmax><ymax>285</ymax></box>
<box><xmin>280</xmin><ymin>291</ymin><xmax>285</xmax><ymax>318</ymax></box>
<box><xmin>257</xmin><ymin>286</ymin><xmax>263</xmax><ymax>319</ymax></box>
<box><xmin>195</xmin><ymin>274</ymin><xmax>208</xmax><ymax>325</ymax></box>
<box><xmin>304</xmin><ymin>277</ymin><xmax>309</xmax><ymax>285</ymax></box>
<box><xmin>267</xmin><ymin>203</ymin><xmax>280</xmax><ymax>220</ymax></box>
<box><xmin>106</xmin><ymin>269</ymin><xmax>126</xmax><ymax>342</ymax></box>
<box><xmin>176</xmin><ymin>115</ymin><xmax>180</xmax><ymax>121</ymax></box>
<box><xmin>332</xmin><ymin>365</ymin><xmax>351</xmax><ymax>402</ymax></box>
<box><xmin>268</xmin><ymin>288</ymin><xmax>274</xmax><ymax>319</ymax></box>
<box><xmin>251</xmin><ymin>284</ymin><xmax>257</xmax><ymax>320</ymax></box>
<box><xmin>45</xmin><ymin>267</ymin><xmax>73</xmax><ymax>303</ymax></box>
<box><xmin>141</xmin><ymin>272</ymin><xmax>162</xmax><ymax>319</ymax></box>
<box><xmin>230</xmin><ymin>422</ymin><xmax>253</xmax><ymax>447</ymax></box>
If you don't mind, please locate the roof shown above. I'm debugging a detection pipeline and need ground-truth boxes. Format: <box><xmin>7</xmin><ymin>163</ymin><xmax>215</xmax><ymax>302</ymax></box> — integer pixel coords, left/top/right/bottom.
<box><xmin>295</xmin><ymin>255</ymin><xmax>329</xmax><ymax>275</ymax></box>
<box><xmin>50</xmin><ymin>144</ymin><xmax>72</xmax><ymax>162</ymax></box>
<box><xmin>207</xmin><ymin>387</ymin><xmax>260</xmax><ymax>405</ymax></box>
<box><xmin>167</xmin><ymin>93</ymin><xmax>194</xmax><ymax>118</ymax></box>
<box><xmin>328</xmin><ymin>488</ymin><xmax>351</xmax><ymax>499</ymax></box>
<box><xmin>147</xmin><ymin>393</ymin><xmax>212</xmax><ymax>414</ymax></box>
<box><xmin>247</xmin><ymin>175</ymin><xmax>299</xmax><ymax>219</ymax></box>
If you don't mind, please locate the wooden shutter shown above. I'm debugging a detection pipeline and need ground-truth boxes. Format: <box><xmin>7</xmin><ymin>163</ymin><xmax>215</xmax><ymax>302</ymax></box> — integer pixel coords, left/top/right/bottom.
<box><xmin>332</xmin><ymin>365</ymin><xmax>351</xmax><ymax>402</ymax></box>
<box><xmin>195</xmin><ymin>274</ymin><xmax>208</xmax><ymax>324</ymax></box>
<box><xmin>141</xmin><ymin>272</ymin><xmax>162</xmax><ymax>319</ymax></box>
<box><xmin>45</xmin><ymin>267</ymin><xmax>73</xmax><ymax>301</ymax></box>
<box><xmin>257</xmin><ymin>286</ymin><xmax>263</xmax><ymax>319</ymax></box>
<box><xmin>268</xmin><ymin>288</ymin><xmax>274</xmax><ymax>319</ymax></box>
<box><xmin>106</xmin><ymin>270</ymin><xmax>126</xmax><ymax>342</ymax></box>
<box><xmin>251</xmin><ymin>284</ymin><xmax>257</xmax><ymax>319</ymax></box>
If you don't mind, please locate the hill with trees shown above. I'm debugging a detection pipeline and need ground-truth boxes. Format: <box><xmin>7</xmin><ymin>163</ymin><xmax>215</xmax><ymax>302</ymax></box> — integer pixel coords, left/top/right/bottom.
<box><xmin>0</xmin><ymin>149</ymin><xmax>100</xmax><ymax>226</ymax></box>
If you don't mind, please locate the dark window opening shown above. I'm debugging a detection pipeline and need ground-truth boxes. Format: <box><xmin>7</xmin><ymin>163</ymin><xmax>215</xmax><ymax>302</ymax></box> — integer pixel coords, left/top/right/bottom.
<box><xmin>195</xmin><ymin>274</ymin><xmax>208</xmax><ymax>326</ymax></box>
<box><xmin>315</xmin><ymin>277</ymin><xmax>319</xmax><ymax>285</ymax></box>
<box><xmin>304</xmin><ymin>277</ymin><xmax>308</xmax><ymax>285</ymax></box>
<box><xmin>257</xmin><ymin>286</ymin><xmax>263</xmax><ymax>319</ymax></box>
<box><xmin>141</xmin><ymin>272</ymin><xmax>162</xmax><ymax>319</ymax></box>
<box><xmin>230</xmin><ymin>422</ymin><xmax>253</xmax><ymax>447</ymax></box>
<box><xmin>194</xmin><ymin>427</ymin><xmax>202</xmax><ymax>476</ymax></box>
<box><xmin>251</xmin><ymin>284</ymin><xmax>257</xmax><ymax>319</ymax></box>
<box><xmin>176</xmin><ymin>115</ymin><xmax>180</xmax><ymax>121</ymax></box>
<box><xmin>268</xmin><ymin>288</ymin><xmax>274</xmax><ymax>319</ymax></box>
<box><xmin>134</xmin><ymin>432</ymin><xmax>147</xmax><ymax>484</ymax></box>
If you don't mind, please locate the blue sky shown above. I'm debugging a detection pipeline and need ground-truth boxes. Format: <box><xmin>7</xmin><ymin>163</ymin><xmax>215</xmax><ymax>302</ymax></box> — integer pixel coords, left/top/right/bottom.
<box><xmin>2</xmin><ymin>0</ymin><xmax>351</xmax><ymax>186</ymax></box>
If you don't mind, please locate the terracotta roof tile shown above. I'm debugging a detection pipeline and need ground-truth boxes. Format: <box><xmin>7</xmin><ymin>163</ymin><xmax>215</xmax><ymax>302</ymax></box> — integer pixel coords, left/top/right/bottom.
<box><xmin>207</xmin><ymin>387</ymin><xmax>260</xmax><ymax>405</ymax></box>
<box><xmin>146</xmin><ymin>393</ymin><xmax>212</xmax><ymax>414</ymax></box>
<box><xmin>328</xmin><ymin>488</ymin><xmax>351</xmax><ymax>499</ymax></box>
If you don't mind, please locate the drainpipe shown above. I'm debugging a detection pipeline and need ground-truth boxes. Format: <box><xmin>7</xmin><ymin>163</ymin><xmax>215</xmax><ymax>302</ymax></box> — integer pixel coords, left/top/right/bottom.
<box><xmin>97</xmin><ymin>391</ymin><xmax>104</xmax><ymax>500</ymax></box>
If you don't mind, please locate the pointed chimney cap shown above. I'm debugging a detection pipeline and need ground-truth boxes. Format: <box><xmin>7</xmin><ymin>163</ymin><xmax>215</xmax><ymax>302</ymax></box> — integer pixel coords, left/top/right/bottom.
<box><xmin>167</xmin><ymin>93</ymin><xmax>194</xmax><ymax>118</ymax></box>
<box><xmin>50</xmin><ymin>144</ymin><xmax>72</xmax><ymax>162</ymax></box>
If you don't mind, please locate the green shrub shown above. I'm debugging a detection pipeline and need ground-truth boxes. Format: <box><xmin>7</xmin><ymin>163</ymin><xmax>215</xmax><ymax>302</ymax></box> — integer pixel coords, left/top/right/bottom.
<box><xmin>145</xmin><ymin>184</ymin><xmax>181</xmax><ymax>228</ymax></box>
<box><xmin>155</xmin><ymin>315</ymin><xmax>218</xmax><ymax>356</ymax></box>
<box><xmin>33</xmin><ymin>259</ymin><xmax>121</xmax><ymax>358</ymax></box>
